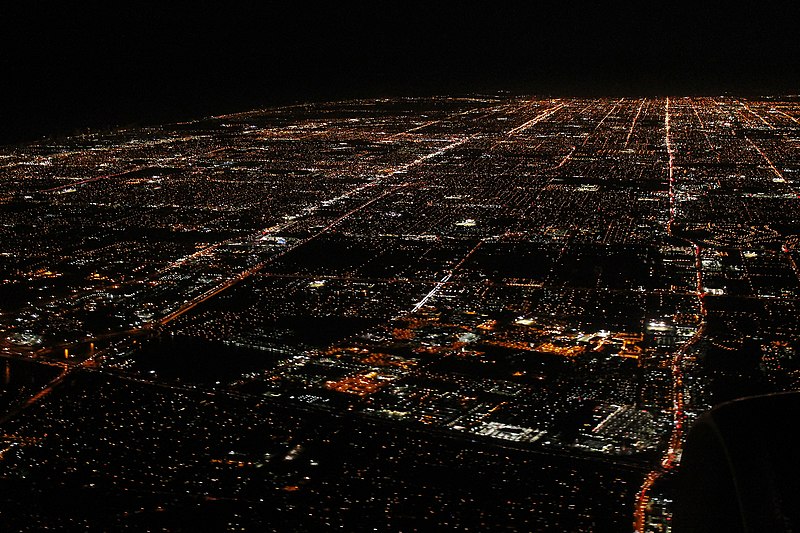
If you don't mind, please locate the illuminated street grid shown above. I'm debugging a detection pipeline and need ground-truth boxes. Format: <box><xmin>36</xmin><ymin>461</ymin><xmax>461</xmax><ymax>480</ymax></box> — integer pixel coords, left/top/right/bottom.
<box><xmin>1</xmin><ymin>96</ymin><xmax>800</xmax><ymax>530</ymax></box>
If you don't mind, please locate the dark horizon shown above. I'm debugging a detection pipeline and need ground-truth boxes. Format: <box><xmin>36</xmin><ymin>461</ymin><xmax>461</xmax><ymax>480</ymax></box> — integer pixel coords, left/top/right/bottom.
<box><xmin>3</xmin><ymin>3</ymin><xmax>799</xmax><ymax>145</ymax></box>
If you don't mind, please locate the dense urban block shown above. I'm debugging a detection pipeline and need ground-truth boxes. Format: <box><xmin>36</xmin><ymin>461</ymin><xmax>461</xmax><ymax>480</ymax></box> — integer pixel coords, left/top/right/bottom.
<box><xmin>2</xmin><ymin>95</ymin><xmax>800</xmax><ymax>530</ymax></box>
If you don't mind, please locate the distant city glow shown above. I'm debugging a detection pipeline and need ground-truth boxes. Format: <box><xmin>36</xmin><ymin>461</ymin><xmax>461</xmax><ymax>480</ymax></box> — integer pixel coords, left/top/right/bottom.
<box><xmin>1</xmin><ymin>95</ymin><xmax>799</xmax><ymax>530</ymax></box>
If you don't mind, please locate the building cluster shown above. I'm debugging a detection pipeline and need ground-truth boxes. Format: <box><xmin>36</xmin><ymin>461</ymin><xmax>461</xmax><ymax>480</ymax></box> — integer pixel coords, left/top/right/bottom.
<box><xmin>2</xmin><ymin>95</ymin><xmax>800</xmax><ymax>530</ymax></box>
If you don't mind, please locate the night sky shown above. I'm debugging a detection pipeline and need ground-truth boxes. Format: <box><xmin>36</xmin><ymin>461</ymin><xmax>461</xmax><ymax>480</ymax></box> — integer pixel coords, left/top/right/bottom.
<box><xmin>2</xmin><ymin>3</ymin><xmax>799</xmax><ymax>145</ymax></box>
